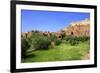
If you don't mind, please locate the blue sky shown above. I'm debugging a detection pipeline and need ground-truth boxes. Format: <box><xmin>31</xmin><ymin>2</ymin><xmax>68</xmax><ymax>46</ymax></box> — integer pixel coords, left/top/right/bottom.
<box><xmin>21</xmin><ymin>10</ymin><xmax>90</xmax><ymax>32</ymax></box>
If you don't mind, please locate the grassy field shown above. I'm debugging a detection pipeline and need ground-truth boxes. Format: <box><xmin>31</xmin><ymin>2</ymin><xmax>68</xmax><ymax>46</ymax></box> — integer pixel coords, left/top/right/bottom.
<box><xmin>22</xmin><ymin>41</ymin><xmax>90</xmax><ymax>63</ymax></box>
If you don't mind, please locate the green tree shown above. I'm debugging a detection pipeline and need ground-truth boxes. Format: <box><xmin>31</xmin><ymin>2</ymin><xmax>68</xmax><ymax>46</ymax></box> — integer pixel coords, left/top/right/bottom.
<box><xmin>21</xmin><ymin>37</ymin><xmax>30</xmax><ymax>58</ymax></box>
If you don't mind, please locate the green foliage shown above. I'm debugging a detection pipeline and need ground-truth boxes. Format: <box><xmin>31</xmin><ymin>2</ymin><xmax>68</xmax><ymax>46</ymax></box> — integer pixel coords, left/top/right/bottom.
<box><xmin>77</xmin><ymin>36</ymin><xmax>90</xmax><ymax>42</ymax></box>
<box><xmin>21</xmin><ymin>30</ymin><xmax>90</xmax><ymax>62</ymax></box>
<box><xmin>49</xmin><ymin>34</ymin><xmax>57</xmax><ymax>41</ymax></box>
<box><xmin>64</xmin><ymin>35</ymin><xmax>89</xmax><ymax>46</ymax></box>
<box><xmin>54</xmin><ymin>39</ymin><xmax>62</xmax><ymax>45</ymax></box>
<box><xmin>49</xmin><ymin>34</ymin><xmax>62</xmax><ymax>45</ymax></box>
<box><xmin>69</xmin><ymin>39</ymin><xmax>79</xmax><ymax>46</ymax></box>
<box><xmin>22</xmin><ymin>42</ymin><xmax>89</xmax><ymax>62</ymax></box>
<box><xmin>21</xmin><ymin>37</ymin><xmax>30</xmax><ymax>58</ymax></box>
<box><xmin>21</xmin><ymin>31</ymin><xmax>90</xmax><ymax>60</ymax></box>
<box><xmin>30</xmin><ymin>33</ymin><xmax>51</xmax><ymax>50</ymax></box>
<box><xmin>63</xmin><ymin>35</ymin><xmax>74</xmax><ymax>42</ymax></box>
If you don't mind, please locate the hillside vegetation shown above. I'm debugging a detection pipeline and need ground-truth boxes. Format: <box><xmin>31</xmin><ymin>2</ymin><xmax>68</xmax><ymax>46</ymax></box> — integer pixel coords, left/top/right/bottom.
<box><xmin>21</xmin><ymin>19</ymin><xmax>90</xmax><ymax>62</ymax></box>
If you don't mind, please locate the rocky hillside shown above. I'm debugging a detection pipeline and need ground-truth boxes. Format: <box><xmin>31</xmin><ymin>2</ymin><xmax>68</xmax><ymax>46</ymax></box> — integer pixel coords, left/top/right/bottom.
<box><xmin>22</xmin><ymin>19</ymin><xmax>90</xmax><ymax>38</ymax></box>
<box><xmin>62</xmin><ymin>19</ymin><xmax>90</xmax><ymax>36</ymax></box>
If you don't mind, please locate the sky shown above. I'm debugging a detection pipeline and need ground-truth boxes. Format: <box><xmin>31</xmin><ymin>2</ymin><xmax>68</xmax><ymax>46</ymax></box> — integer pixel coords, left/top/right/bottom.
<box><xmin>21</xmin><ymin>10</ymin><xmax>90</xmax><ymax>32</ymax></box>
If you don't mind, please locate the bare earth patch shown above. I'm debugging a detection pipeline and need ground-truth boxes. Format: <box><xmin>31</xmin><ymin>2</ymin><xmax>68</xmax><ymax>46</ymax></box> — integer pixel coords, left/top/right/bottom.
<box><xmin>83</xmin><ymin>52</ymin><xmax>90</xmax><ymax>60</ymax></box>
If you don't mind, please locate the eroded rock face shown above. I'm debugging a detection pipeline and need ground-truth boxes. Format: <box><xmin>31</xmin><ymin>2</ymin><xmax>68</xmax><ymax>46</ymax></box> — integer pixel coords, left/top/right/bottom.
<box><xmin>62</xmin><ymin>19</ymin><xmax>90</xmax><ymax>36</ymax></box>
<box><xmin>63</xmin><ymin>24</ymin><xmax>90</xmax><ymax>36</ymax></box>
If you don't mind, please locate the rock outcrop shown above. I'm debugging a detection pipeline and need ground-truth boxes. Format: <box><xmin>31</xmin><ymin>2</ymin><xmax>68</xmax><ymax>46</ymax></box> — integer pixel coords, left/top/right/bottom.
<box><xmin>62</xmin><ymin>19</ymin><xmax>90</xmax><ymax>36</ymax></box>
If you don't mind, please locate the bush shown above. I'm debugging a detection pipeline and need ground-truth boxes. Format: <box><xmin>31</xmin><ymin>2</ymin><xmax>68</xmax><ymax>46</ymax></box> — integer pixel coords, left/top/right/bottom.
<box><xmin>64</xmin><ymin>36</ymin><xmax>78</xmax><ymax>46</ymax></box>
<box><xmin>76</xmin><ymin>36</ymin><xmax>90</xmax><ymax>42</ymax></box>
<box><xmin>49</xmin><ymin>34</ymin><xmax>62</xmax><ymax>45</ymax></box>
<box><xmin>64</xmin><ymin>35</ymin><xmax>89</xmax><ymax>46</ymax></box>
<box><xmin>54</xmin><ymin>39</ymin><xmax>62</xmax><ymax>45</ymax></box>
<box><xmin>30</xmin><ymin>35</ymin><xmax>51</xmax><ymax>50</ymax></box>
<box><xmin>63</xmin><ymin>35</ymin><xmax>72</xmax><ymax>41</ymax></box>
<box><xmin>21</xmin><ymin>37</ymin><xmax>30</xmax><ymax>58</ymax></box>
<box><xmin>69</xmin><ymin>39</ymin><xmax>79</xmax><ymax>46</ymax></box>
<box><xmin>49</xmin><ymin>34</ymin><xmax>57</xmax><ymax>41</ymax></box>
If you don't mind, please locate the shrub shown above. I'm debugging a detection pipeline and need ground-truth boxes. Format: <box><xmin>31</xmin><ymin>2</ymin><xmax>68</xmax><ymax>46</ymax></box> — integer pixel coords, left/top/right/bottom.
<box><xmin>68</xmin><ymin>36</ymin><xmax>78</xmax><ymax>46</ymax></box>
<box><xmin>64</xmin><ymin>35</ymin><xmax>89</xmax><ymax>46</ymax></box>
<box><xmin>63</xmin><ymin>35</ymin><xmax>72</xmax><ymax>42</ymax></box>
<box><xmin>76</xmin><ymin>36</ymin><xmax>90</xmax><ymax>42</ymax></box>
<box><xmin>21</xmin><ymin>37</ymin><xmax>30</xmax><ymax>58</ymax></box>
<box><xmin>49</xmin><ymin>34</ymin><xmax>62</xmax><ymax>45</ymax></box>
<box><xmin>69</xmin><ymin>39</ymin><xmax>79</xmax><ymax>46</ymax></box>
<box><xmin>64</xmin><ymin>36</ymin><xmax>78</xmax><ymax>46</ymax></box>
<box><xmin>30</xmin><ymin>35</ymin><xmax>51</xmax><ymax>50</ymax></box>
<box><xmin>54</xmin><ymin>39</ymin><xmax>62</xmax><ymax>45</ymax></box>
<box><xmin>49</xmin><ymin>34</ymin><xmax>57</xmax><ymax>41</ymax></box>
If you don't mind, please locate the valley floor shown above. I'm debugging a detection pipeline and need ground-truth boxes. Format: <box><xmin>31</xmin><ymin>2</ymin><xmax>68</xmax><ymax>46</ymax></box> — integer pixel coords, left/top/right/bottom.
<box><xmin>22</xmin><ymin>41</ymin><xmax>90</xmax><ymax>63</ymax></box>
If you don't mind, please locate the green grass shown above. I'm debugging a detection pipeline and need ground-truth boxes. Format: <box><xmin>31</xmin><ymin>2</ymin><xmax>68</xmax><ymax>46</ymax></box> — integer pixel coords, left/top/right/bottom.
<box><xmin>22</xmin><ymin>41</ymin><xmax>90</xmax><ymax>63</ymax></box>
